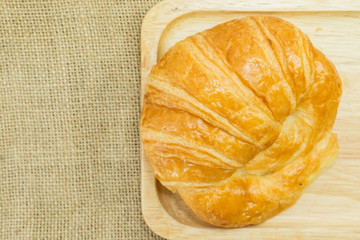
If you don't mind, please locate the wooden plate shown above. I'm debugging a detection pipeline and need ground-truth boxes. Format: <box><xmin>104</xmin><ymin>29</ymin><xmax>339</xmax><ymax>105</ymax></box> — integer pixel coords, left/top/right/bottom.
<box><xmin>140</xmin><ymin>0</ymin><xmax>360</xmax><ymax>239</ymax></box>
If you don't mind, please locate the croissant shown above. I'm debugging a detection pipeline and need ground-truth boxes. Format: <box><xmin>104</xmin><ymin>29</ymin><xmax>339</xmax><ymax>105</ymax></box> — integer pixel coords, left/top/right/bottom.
<box><xmin>140</xmin><ymin>16</ymin><xmax>342</xmax><ymax>227</ymax></box>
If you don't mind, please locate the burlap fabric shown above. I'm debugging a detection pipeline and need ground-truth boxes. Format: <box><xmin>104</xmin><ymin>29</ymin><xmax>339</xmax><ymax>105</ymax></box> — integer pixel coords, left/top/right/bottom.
<box><xmin>0</xmin><ymin>0</ymin><xmax>164</xmax><ymax>239</ymax></box>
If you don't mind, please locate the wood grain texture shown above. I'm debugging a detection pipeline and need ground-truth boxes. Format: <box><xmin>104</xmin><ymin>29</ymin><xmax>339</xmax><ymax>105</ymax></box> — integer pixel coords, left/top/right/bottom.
<box><xmin>141</xmin><ymin>0</ymin><xmax>360</xmax><ymax>239</ymax></box>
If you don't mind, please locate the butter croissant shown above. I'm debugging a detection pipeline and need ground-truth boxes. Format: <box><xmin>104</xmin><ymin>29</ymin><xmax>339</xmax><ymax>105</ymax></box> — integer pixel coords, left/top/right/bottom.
<box><xmin>140</xmin><ymin>16</ymin><xmax>342</xmax><ymax>227</ymax></box>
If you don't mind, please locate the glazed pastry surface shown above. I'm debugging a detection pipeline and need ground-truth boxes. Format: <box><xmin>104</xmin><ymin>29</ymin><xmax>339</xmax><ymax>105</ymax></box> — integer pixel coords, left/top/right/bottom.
<box><xmin>140</xmin><ymin>16</ymin><xmax>342</xmax><ymax>227</ymax></box>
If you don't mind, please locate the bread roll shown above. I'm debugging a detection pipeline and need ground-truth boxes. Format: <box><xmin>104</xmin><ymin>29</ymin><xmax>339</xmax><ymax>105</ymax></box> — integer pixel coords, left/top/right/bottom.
<box><xmin>140</xmin><ymin>16</ymin><xmax>342</xmax><ymax>227</ymax></box>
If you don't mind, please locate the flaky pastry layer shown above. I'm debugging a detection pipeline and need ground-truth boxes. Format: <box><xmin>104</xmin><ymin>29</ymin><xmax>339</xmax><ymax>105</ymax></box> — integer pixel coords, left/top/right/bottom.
<box><xmin>140</xmin><ymin>16</ymin><xmax>342</xmax><ymax>227</ymax></box>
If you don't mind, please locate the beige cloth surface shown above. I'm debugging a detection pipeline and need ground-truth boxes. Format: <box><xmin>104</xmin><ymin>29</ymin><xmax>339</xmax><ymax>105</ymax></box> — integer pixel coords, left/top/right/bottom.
<box><xmin>0</xmin><ymin>0</ymin><xmax>163</xmax><ymax>239</ymax></box>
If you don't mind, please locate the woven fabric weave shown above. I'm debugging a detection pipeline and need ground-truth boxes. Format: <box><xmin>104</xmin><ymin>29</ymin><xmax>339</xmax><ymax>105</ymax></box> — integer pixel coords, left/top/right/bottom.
<box><xmin>0</xmin><ymin>0</ymin><xmax>163</xmax><ymax>239</ymax></box>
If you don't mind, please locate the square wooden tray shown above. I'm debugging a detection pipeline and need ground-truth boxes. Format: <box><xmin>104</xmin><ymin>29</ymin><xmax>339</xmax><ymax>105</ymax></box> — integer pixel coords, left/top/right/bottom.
<box><xmin>140</xmin><ymin>0</ymin><xmax>360</xmax><ymax>239</ymax></box>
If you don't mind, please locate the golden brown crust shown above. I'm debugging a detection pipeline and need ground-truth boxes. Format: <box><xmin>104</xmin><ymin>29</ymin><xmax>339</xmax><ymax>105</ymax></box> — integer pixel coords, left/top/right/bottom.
<box><xmin>140</xmin><ymin>16</ymin><xmax>342</xmax><ymax>227</ymax></box>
